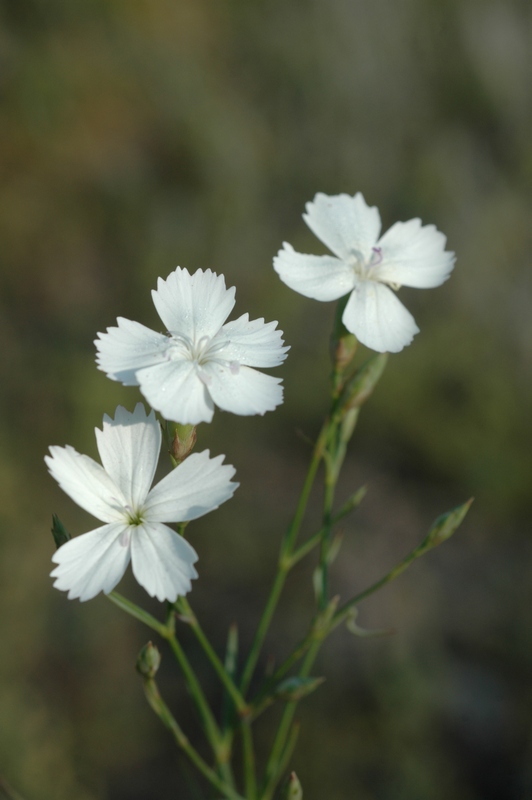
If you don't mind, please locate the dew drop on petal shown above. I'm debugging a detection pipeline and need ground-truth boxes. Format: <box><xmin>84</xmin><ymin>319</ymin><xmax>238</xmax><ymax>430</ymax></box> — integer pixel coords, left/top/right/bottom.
<box><xmin>229</xmin><ymin>361</ymin><xmax>240</xmax><ymax>375</ymax></box>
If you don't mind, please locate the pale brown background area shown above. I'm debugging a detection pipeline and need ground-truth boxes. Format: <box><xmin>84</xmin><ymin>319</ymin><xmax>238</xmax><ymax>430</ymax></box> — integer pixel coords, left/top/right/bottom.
<box><xmin>1</xmin><ymin>1</ymin><xmax>531</xmax><ymax>798</ymax></box>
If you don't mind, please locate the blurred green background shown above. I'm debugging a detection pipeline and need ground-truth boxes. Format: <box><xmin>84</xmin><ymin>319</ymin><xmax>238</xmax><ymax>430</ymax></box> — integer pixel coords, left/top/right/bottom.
<box><xmin>1</xmin><ymin>0</ymin><xmax>531</xmax><ymax>798</ymax></box>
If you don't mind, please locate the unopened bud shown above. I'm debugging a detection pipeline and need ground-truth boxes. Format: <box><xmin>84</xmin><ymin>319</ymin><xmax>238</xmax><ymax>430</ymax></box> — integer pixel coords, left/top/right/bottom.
<box><xmin>170</xmin><ymin>424</ymin><xmax>197</xmax><ymax>464</ymax></box>
<box><xmin>339</xmin><ymin>353</ymin><xmax>388</xmax><ymax>412</ymax></box>
<box><xmin>136</xmin><ymin>641</ymin><xmax>161</xmax><ymax>679</ymax></box>
<box><xmin>51</xmin><ymin>514</ymin><xmax>71</xmax><ymax>549</ymax></box>
<box><xmin>333</xmin><ymin>333</ymin><xmax>358</xmax><ymax>372</ymax></box>
<box><xmin>419</xmin><ymin>498</ymin><xmax>473</xmax><ymax>553</ymax></box>
<box><xmin>281</xmin><ymin>771</ymin><xmax>303</xmax><ymax>800</ymax></box>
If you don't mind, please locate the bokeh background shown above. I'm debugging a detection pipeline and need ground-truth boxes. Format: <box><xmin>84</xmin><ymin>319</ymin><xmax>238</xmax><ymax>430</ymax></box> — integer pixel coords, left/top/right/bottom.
<box><xmin>1</xmin><ymin>0</ymin><xmax>532</xmax><ymax>798</ymax></box>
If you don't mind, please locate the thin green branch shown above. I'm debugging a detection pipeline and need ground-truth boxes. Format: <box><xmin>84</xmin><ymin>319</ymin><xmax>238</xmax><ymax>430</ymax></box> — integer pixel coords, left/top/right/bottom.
<box><xmin>177</xmin><ymin>599</ymin><xmax>249</xmax><ymax>717</ymax></box>
<box><xmin>260</xmin><ymin>640</ymin><xmax>322</xmax><ymax>800</ymax></box>
<box><xmin>239</xmin><ymin>420</ymin><xmax>330</xmax><ymax>695</ymax></box>
<box><xmin>142</xmin><ymin>678</ymin><xmax>245</xmax><ymax>800</ymax></box>
<box><xmin>241</xmin><ymin>721</ymin><xmax>258</xmax><ymax>800</ymax></box>
<box><xmin>166</xmin><ymin>632</ymin><xmax>228</xmax><ymax>765</ymax></box>
<box><xmin>107</xmin><ymin>591</ymin><xmax>169</xmax><ymax>637</ymax></box>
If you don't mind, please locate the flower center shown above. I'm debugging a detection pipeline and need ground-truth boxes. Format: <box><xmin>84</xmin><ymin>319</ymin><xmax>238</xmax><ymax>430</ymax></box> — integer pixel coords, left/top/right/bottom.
<box><xmin>166</xmin><ymin>332</ymin><xmax>226</xmax><ymax>364</ymax></box>
<box><xmin>165</xmin><ymin>331</ymin><xmax>240</xmax><ymax>379</ymax></box>
<box><xmin>350</xmin><ymin>246</ymin><xmax>383</xmax><ymax>281</ymax></box>
<box><xmin>123</xmin><ymin>504</ymin><xmax>145</xmax><ymax>527</ymax></box>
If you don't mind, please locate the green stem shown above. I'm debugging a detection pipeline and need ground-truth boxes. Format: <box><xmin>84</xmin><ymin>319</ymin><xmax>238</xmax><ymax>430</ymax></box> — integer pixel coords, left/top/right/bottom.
<box><xmin>250</xmin><ymin>634</ymin><xmax>314</xmax><ymax>715</ymax></box>
<box><xmin>287</xmin><ymin>527</ymin><xmax>325</xmax><ymax>568</ymax></box>
<box><xmin>274</xmin><ymin>721</ymin><xmax>301</xmax><ymax>786</ymax></box>
<box><xmin>239</xmin><ymin>421</ymin><xmax>330</xmax><ymax>695</ymax></box>
<box><xmin>241</xmin><ymin>721</ymin><xmax>258</xmax><ymax>800</ymax></box>
<box><xmin>260</xmin><ymin>640</ymin><xmax>322</xmax><ymax>800</ymax></box>
<box><xmin>317</xmin><ymin>472</ymin><xmax>336</xmax><ymax>610</ymax></box>
<box><xmin>166</xmin><ymin>632</ymin><xmax>231</xmax><ymax>772</ymax></box>
<box><xmin>239</xmin><ymin>567</ymin><xmax>287</xmax><ymax>695</ymax></box>
<box><xmin>107</xmin><ymin>591</ymin><xmax>169</xmax><ymax>637</ymax></box>
<box><xmin>331</xmin><ymin>546</ymin><xmax>422</xmax><ymax>631</ymax></box>
<box><xmin>177</xmin><ymin>598</ymin><xmax>249</xmax><ymax>717</ymax></box>
<box><xmin>108</xmin><ymin>594</ymin><xmax>234</xmax><ymax>784</ymax></box>
<box><xmin>287</xmin><ymin>486</ymin><xmax>367</xmax><ymax>570</ymax></box>
<box><xmin>142</xmin><ymin>678</ymin><xmax>245</xmax><ymax>800</ymax></box>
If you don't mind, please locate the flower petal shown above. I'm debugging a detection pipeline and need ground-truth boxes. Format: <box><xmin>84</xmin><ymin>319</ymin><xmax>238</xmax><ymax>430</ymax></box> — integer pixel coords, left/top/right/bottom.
<box><xmin>374</xmin><ymin>219</ymin><xmax>456</xmax><ymax>288</ymax></box>
<box><xmin>145</xmin><ymin>450</ymin><xmax>237</xmax><ymax>523</ymax></box>
<box><xmin>206</xmin><ymin>363</ymin><xmax>283</xmax><ymax>416</ymax></box>
<box><xmin>303</xmin><ymin>192</ymin><xmax>381</xmax><ymax>262</ymax></box>
<box><xmin>95</xmin><ymin>318</ymin><xmax>170</xmax><ymax>385</ymax></box>
<box><xmin>273</xmin><ymin>243</ymin><xmax>356</xmax><ymax>301</ymax></box>
<box><xmin>130</xmin><ymin>522</ymin><xmax>199</xmax><ymax>602</ymax></box>
<box><xmin>95</xmin><ymin>404</ymin><xmax>160</xmax><ymax>508</ymax></box>
<box><xmin>51</xmin><ymin>523</ymin><xmax>132</xmax><ymax>601</ymax></box>
<box><xmin>215</xmin><ymin>314</ymin><xmax>289</xmax><ymax>368</ymax></box>
<box><xmin>152</xmin><ymin>268</ymin><xmax>236</xmax><ymax>339</ymax></box>
<box><xmin>136</xmin><ymin>360</ymin><xmax>214</xmax><ymax>424</ymax></box>
<box><xmin>45</xmin><ymin>446</ymin><xmax>126</xmax><ymax>523</ymax></box>
<box><xmin>342</xmin><ymin>281</ymin><xmax>419</xmax><ymax>353</ymax></box>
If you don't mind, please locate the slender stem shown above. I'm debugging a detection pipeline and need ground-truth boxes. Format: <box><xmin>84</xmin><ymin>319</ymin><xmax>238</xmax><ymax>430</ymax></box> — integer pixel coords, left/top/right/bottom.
<box><xmin>260</xmin><ymin>640</ymin><xmax>322</xmax><ymax>800</ymax></box>
<box><xmin>107</xmin><ymin>591</ymin><xmax>169</xmax><ymax>637</ymax></box>
<box><xmin>287</xmin><ymin>527</ymin><xmax>325</xmax><ymax>568</ymax></box>
<box><xmin>317</xmin><ymin>470</ymin><xmax>336</xmax><ymax>610</ymax></box>
<box><xmin>166</xmin><ymin>632</ymin><xmax>227</xmax><ymax>763</ymax></box>
<box><xmin>283</xmin><ymin>421</ymin><xmax>330</xmax><ymax>554</ymax></box>
<box><xmin>177</xmin><ymin>599</ymin><xmax>249</xmax><ymax>717</ymax></box>
<box><xmin>142</xmin><ymin>678</ymin><xmax>245</xmax><ymax>800</ymax></box>
<box><xmin>251</xmin><ymin>631</ymin><xmax>315</xmax><ymax>713</ymax></box>
<box><xmin>241</xmin><ymin>721</ymin><xmax>258</xmax><ymax>800</ymax></box>
<box><xmin>331</xmin><ymin>548</ymin><xmax>421</xmax><ymax>630</ymax></box>
<box><xmin>108</xmin><ymin>594</ymin><xmax>235</xmax><ymax>784</ymax></box>
<box><xmin>222</xmin><ymin>623</ymin><xmax>239</xmax><ymax>731</ymax></box>
<box><xmin>240</xmin><ymin>421</ymin><xmax>330</xmax><ymax>695</ymax></box>
<box><xmin>274</xmin><ymin>721</ymin><xmax>300</xmax><ymax>784</ymax></box>
<box><xmin>239</xmin><ymin>567</ymin><xmax>288</xmax><ymax>695</ymax></box>
<box><xmin>287</xmin><ymin>486</ymin><xmax>367</xmax><ymax>570</ymax></box>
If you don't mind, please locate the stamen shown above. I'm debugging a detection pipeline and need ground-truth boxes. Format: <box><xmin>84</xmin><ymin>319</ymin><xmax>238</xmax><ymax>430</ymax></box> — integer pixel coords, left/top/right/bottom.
<box><xmin>370</xmin><ymin>247</ymin><xmax>383</xmax><ymax>267</ymax></box>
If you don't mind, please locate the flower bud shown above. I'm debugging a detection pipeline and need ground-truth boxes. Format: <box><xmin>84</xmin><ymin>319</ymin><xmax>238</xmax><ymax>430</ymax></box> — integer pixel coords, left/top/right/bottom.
<box><xmin>333</xmin><ymin>332</ymin><xmax>358</xmax><ymax>373</ymax></box>
<box><xmin>281</xmin><ymin>771</ymin><xmax>303</xmax><ymax>800</ymax></box>
<box><xmin>51</xmin><ymin>514</ymin><xmax>71</xmax><ymax>549</ymax></box>
<box><xmin>136</xmin><ymin>641</ymin><xmax>161</xmax><ymax>679</ymax></box>
<box><xmin>339</xmin><ymin>352</ymin><xmax>388</xmax><ymax>412</ymax></box>
<box><xmin>418</xmin><ymin>498</ymin><xmax>473</xmax><ymax>554</ymax></box>
<box><xmin>169</xmin><ymin>424</ymin><xmax>197</xmax><ymax>464</ymax></box>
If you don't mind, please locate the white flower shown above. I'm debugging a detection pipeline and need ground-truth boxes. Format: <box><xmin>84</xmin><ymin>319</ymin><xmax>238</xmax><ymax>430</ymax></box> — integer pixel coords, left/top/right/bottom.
<box><xmin>95</xmin><ymin>268</ymin><xmax>289</xmax><ymax>424</ymax></box>
<box><xmin>46</xmin><ymin>404</ymin><xmax>237</xmax><ymax>602</ymax></box>
<box><xmin>273</xmin><ymin>192</ymin><xmax>455</xmax><ymax>353</ymax></box>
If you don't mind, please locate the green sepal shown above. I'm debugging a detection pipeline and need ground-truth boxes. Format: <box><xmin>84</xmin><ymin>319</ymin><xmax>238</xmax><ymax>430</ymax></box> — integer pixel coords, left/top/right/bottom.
<box><xmin>169</xmin><ymin>423</ymin><xmax>197</xmax><ymax>465</ymax></box>
<box><xmin>51</xmin><ymin>514</ymin><xmax>71</xmax><ymax>549</ymax></box>
<box><xmin>274</xmin><ymin>675</ymin><xmax>325</xmax><ymax>702</ymax></box>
